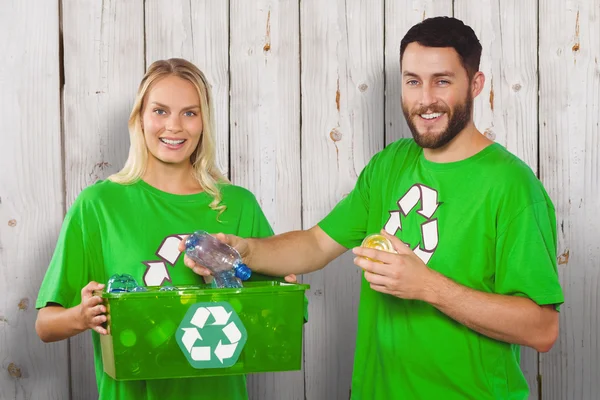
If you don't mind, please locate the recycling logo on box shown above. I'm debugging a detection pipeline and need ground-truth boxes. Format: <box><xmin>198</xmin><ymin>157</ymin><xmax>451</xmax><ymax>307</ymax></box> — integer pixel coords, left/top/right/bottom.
<box><xmin>176</xmin><ymin>302</ymin><xmax>247</xmax><ymax>369</ymax></box>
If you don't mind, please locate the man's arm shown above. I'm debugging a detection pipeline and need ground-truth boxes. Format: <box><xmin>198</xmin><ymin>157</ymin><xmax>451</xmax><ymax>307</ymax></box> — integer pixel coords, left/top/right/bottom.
<box><xmin>423</xmin><ymin>272</ymin><xmax>559</xmax><ymax>352</ymax></box>
<box><xmin>353</xmin><ymin>230</ymin><xmax>559</xmax><ymax>353</ymax></box>
<box><xmin>181</xmin><ymin>226</ymin><xmax>348</xmax><ymax>277</ymax></box>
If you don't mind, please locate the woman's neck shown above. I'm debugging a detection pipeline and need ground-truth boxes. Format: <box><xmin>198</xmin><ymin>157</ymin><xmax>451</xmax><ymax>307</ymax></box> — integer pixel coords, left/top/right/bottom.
<box><xmin>142</xmin><ymin>161</ymin><xmax>203</xmax><ymax>195</ymax></box>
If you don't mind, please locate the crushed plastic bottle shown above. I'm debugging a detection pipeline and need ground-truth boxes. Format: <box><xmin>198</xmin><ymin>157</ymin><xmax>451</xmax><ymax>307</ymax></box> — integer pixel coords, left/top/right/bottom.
<box><xmin>107</xmin><ymin>274</ymin><xmax>148</xmax><ymax>293</ymax></box>
<box><xmin>360</xmin><ymin>233</ymin><xmax>397</xmax><ymax>262</ymax></box>
<box><xmin>360</xmin><ymin>233</ymin><xmax>395</xmax><ymax>253</ymax></box>
<box><xmin>184</xmin><ymin>230</ymin><xmax>252</xmax><ymax>289</ymax></box>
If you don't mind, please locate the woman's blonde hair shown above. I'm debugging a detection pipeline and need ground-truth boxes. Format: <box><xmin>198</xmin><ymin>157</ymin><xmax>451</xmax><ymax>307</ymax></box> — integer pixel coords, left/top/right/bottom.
<box><xmin>109</xmin><ymin>58</ymin><xmax>229</xmax><ymax>215</ymax></box>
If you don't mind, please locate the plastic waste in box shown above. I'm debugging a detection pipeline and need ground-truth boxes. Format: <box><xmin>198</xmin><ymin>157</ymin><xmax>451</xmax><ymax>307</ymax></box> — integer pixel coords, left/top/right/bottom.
<box><xmin>98</xmin><ymin>280</ymin><xmax>309</xmax><ymax>381</ymax></box>
<box><xmin>184</xmin><ymin>231</ymin><xmax>252</xmax><ymax>289</ymax></box>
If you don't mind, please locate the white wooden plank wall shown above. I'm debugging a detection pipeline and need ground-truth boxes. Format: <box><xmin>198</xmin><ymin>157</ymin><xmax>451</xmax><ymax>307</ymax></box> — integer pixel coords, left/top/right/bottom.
<box><xmin>300</xmin><ymin>1</ymin><xmax>384</xmax><ymax>399</ymax></box>
<box><xmin>539</xmin><ymin>1</ymin><xmax>600</xmax><ymax>400</ymax></box>
<box><xmin>0</xmin><ymin>2</ymin><xmax>67</xmax><ymax>400</ymax></box>
<box><xmin>1</xmin><ymin>1</ymin><xmax>599</xmax><ymax>399</ymax></box>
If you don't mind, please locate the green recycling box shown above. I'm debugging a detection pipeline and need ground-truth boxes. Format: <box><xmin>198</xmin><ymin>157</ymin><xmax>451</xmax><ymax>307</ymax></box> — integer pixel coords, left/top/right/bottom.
<box><xmin>98</xmin><ymin>281</ymin><xmax>309</xmax><ymax>381</ymax></box>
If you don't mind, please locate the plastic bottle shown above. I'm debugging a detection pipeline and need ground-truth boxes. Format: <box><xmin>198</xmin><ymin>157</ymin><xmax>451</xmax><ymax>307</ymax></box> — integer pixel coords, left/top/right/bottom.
<box><xmin>107</xmin><ymin>274</ymin><xmax>147</xmax><ymax>293</ymax></box>
<box><xmin>361</xmin><ymin>233</ymin><xmax>396</xmax><ymax>253</ymax></box>
<box><xmin>184</xmin><ymin>231</ymin><xmax>252</xmax><ymax>289</ymax></box>
<box><xmin>360</xmin><ymin>233</ymin><xmax>396</xmax><ymax>262</ymax></box>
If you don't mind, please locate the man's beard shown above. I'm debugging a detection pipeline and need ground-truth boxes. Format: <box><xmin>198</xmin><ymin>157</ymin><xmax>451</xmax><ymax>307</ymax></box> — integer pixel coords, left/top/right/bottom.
<box><xmin>402</xmin><ymin>94</ymin><xmax>473</xmax><ymax>149</ymax></box>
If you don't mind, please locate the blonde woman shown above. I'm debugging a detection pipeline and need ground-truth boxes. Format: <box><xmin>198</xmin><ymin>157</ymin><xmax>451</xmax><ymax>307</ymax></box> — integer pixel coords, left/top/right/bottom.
<box><xmin>35</xmin><ymin>58</ymin><xmax>287</xmax><ymax>400</ymax></box>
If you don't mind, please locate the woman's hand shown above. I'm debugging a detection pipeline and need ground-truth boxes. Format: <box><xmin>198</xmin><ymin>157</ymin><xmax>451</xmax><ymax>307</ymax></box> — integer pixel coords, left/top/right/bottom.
<box><xmin>78</xmin><ymin>281</ymin><xmax>108</xmax><ymax>335</ymax></box>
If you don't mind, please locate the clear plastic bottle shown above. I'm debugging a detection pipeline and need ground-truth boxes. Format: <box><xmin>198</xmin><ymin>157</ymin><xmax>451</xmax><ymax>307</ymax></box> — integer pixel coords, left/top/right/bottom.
<box><xmin>107</xmin><ymin>274</ymin><xmax>147</xmax><ymax>293</ymax></box>
<box><xmin>184</xmin><ymin>230</ymin><xmax>252</xmax><ymax>289</ymax></box>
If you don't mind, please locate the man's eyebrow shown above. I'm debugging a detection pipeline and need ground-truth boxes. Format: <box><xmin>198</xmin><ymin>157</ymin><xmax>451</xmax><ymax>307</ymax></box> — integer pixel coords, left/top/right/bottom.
<box><xmin>431</xmin><ymin>71</ymin><xmax>456</xmax><ymax>78</ymax></box>
<box><xmin>402</xmin><ymin>71</ymin><xmax>456</xmax><ymax>78</ymax></box>
<box><xmin>403</xmin><ymin>71</ymin><xmax>420</xmax><ymax>78</ymax></box>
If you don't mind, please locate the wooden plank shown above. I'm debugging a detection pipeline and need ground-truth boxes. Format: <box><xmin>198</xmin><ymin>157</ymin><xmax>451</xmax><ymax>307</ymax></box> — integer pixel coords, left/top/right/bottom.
<box><xmin>539</xmin><ymin>1</ymin><xmax>600</xmax><ymax>399</ymax></box>
<box><xmin>145</xmin><ymin>0</ymin><xmax>230</xmax><ymax>176</ymax></box>
<box><xmin>62</xmin><ymin>1</ymin><xmax>145</xmax><ymax>399</ymax></box>
<box><xmin>0</xmin><ymin>1</ymin><xmax>68</xmax><ymax>400</ymax></box>
<box><xmin>228</xmin><ymin>1</ymin><xmax>301</xmax><ymax>233</ymax></box>
<box><xmin>453</xmin><ymin>2</ymin><xmax>540</xmax><ymax>397</ymax></box>
<box><xmin>301</xmin><ymin>0</ymin><xmax>384</xmax><ymax>398</ymax></box>
<box><xmin>228</xmin><ymin>1</ymin><xmax>302</xmax><ymax>398</ymax></box>
<box><xmin>385</xmin><ymin>0</ymin><xmax>453</xmax><ymax>145</ymax></box>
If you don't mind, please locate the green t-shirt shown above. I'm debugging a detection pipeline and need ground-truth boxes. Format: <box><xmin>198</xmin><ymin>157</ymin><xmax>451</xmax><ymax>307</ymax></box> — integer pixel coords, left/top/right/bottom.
<box><xmin>36</xmin><ymin>179</ymin><xmax>275</xmax><ymax>400</ymax></box>
<box><xmin>319</xmin><ymin>139</ymin><xmax>564</xmax><ymax>400</ymax></box>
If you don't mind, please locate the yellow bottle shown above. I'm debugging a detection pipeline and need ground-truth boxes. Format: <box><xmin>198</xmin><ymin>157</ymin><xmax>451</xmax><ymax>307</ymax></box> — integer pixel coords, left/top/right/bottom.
<box><xmin>360</xmin><ymin>234</ymin><xmax>396</xmax><ymax>259</ymax></box>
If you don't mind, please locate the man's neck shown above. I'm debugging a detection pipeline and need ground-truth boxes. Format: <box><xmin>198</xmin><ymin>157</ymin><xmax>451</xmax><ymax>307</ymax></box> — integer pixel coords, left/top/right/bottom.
<box><xmin>422</xmin><ymin>123</ymin><xmax>494</xmax><ymax>163</ymax></box>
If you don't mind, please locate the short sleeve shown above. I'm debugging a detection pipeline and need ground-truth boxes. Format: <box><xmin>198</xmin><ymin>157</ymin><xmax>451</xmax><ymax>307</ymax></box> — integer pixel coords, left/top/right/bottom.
<box><xmin>247</xmin><ymin>202</ymin><xmax>274</xmax><ymax>239</ymax></box>
<box><xmin>495</xmin><ymin>200</ymin><xmax>564</xmax><ymax>307</ymax></box>
<box><xmin>231</xmin><ymin>190</ymin><xmax>274</xmax><ymax>240</ymax></box>
<box><xmin>318</xmin><ymin>152</ymin><xmax>381</xmax><ymax>249</ymax></box>
<box><xmin>36</xmin><ymin>199</ymin><xmax>103</xmax><ymax>310</ymax></box>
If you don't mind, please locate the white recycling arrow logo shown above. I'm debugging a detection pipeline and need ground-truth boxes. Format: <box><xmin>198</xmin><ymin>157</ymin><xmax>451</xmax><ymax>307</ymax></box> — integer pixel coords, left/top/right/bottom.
<box><xmin>142</xmin><ymin>234</ymin><xmax>187</xmax><ymax>286</ymax></box>
<box><xmin>176</xmin><ymin>302</ymin><xmax>247</xmax><ymax>368</ymax></box>
<box><xmin>384</xmin><ymin>184</ymin><xmax>440</xmax><ymax>264</ymax></box>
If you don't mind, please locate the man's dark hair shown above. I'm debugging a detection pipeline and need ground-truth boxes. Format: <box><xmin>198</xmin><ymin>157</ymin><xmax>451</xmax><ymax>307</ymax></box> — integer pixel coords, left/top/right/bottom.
<box><xmin>400</xmin><ymin>17</ymin><xmax>482</xmax><ymax>79</ymax></box>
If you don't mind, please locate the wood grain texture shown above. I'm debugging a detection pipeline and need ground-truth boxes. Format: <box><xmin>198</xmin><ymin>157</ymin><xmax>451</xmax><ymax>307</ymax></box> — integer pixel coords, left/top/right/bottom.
<box><xmin>539</xmin><ymin>1</ymin><xmax>600</xmax><ymax>399</ymax></box>
<box><xmin>385</xmin><ymin>0</ymin><xmax>453</xmax><ymax>145</ymax></box>
<box><xmin>300</xmin><ymin>0</ymin><xmax>384</xmax><ymax>398</ymax></box>
<box><xmin>62</xmin><ymin>1</ymin><xmax>145</xmax><ymax>398</ymax></box>
<box><xmin>2</xmin><ymin>2</ymin><xmax>600</xmax><ymax>399</ymax></box>
<box><xmin>0</xmin><ymin>1</ymin><xmax>67</xmax><ymax>399</ymax></box>
<box><xmin>145</xmin><ymin>0</ymin><xmax>230</xmax><ymax>176</ymax></box>
<box><xmin>228</xmin><ymin>1</ymin><xmax>302</xmax><ymax>397</ymax></box>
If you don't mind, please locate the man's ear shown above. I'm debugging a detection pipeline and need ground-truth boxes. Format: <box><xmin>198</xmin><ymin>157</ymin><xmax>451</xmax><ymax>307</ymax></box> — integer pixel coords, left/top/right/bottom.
<box><xmin>471</xmin><ymin>71</ymin><xmax>485</xmax><ymax>98</ymax></box>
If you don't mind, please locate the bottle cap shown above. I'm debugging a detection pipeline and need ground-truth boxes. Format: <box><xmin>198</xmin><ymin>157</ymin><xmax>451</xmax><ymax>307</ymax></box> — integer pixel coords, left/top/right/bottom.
<box><xmin>185</xmin><ymin>232</ymin><xmax>201</xmax><ymax>251</ymax></box>
<box><xmin>234</xmin><ymin>264</ymin><xmax>252</xmax><ymax>281</ymax></box>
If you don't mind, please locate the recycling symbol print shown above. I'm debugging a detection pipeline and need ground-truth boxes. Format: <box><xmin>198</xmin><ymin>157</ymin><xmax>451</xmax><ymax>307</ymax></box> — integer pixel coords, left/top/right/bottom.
<box><xmin>176</xmin><ymin>302</ymin><xmax>247</xmax><ymax>369</ymax></box>
<box><xmin>383</xmin><ymin>184</ymin><xmax>440</xmax><ymax>264</ymax></box>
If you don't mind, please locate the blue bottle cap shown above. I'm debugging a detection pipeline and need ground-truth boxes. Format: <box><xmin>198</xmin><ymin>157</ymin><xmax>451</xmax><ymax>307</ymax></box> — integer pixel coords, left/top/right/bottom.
<box><xmin>234</xmin><ymin>264</ymin><xmax>252</xmax><ymax>281</ymax></box>
<box><xmin>185</xmin><ymin>233</ymin><xmax>200</xmax><ymax>251</ymax></box>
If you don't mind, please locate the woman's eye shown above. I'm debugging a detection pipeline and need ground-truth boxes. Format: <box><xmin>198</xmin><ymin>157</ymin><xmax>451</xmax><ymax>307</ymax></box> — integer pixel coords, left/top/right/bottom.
<box><xmin>154</xmin><ymin>109</ymin><xmax>166</xmax><ymax>116</ymax></box>
<box><xmin>184</xmin><ymin>111</ymin><xmax>197</xmax><ymax>117</ymax></box>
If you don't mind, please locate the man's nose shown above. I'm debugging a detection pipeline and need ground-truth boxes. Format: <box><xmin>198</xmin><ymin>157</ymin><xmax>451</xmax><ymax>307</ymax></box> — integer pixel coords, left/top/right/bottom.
<box><xmin>419</xmin><ymin>86</ymin><xmax>437</xmax><ymax>108</ymax></box>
